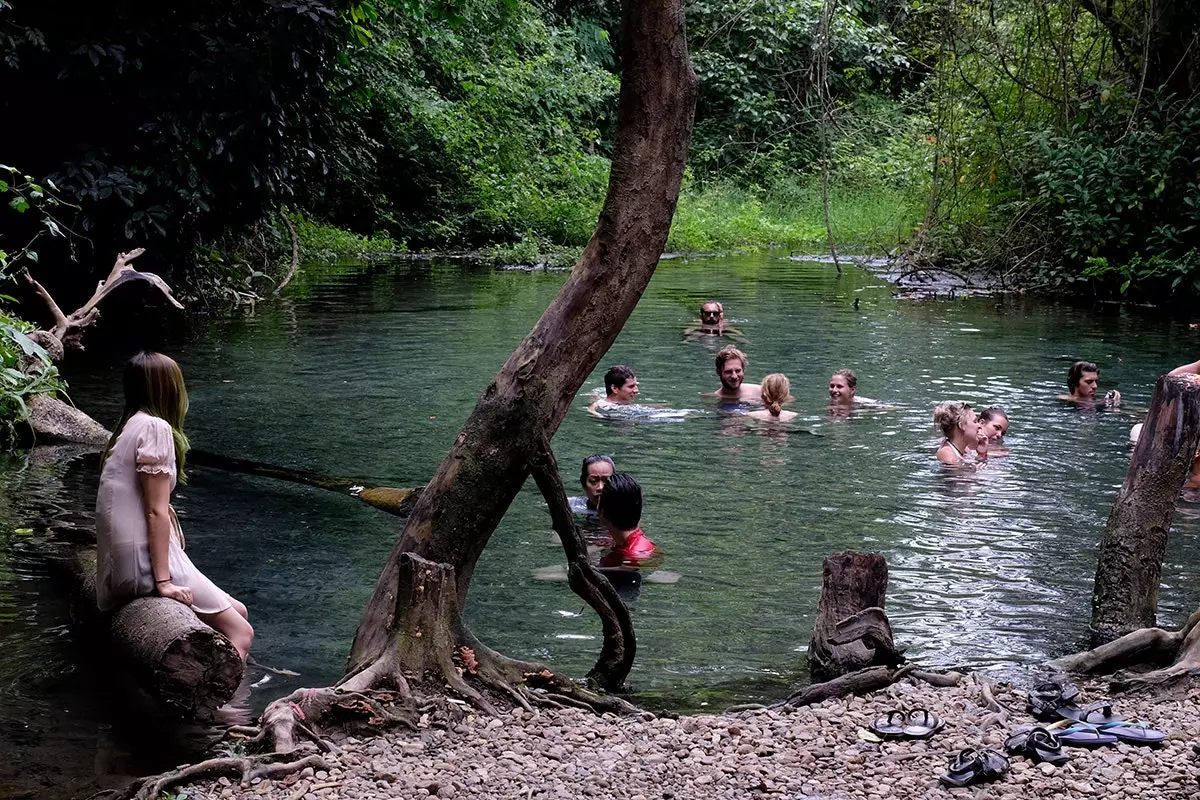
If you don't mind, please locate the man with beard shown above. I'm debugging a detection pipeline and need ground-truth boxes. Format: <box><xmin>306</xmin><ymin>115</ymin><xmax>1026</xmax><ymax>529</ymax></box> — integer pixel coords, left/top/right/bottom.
<box><xmin>710</xmin><ymin>345</ymin><xmax>761</xmax><ymax>403</ymax></box>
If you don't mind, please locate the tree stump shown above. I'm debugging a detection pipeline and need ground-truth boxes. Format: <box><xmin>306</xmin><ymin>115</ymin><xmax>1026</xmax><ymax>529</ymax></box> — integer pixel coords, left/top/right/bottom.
<box><xmin>1091</xmin><ymin>374</ymin><xmax>1200</xmax><ymax>644</ymax></box>
<box><xmin>808</xmin><ymin>551</ymin><xmax>899</xmax><ymax>680</ymax></box>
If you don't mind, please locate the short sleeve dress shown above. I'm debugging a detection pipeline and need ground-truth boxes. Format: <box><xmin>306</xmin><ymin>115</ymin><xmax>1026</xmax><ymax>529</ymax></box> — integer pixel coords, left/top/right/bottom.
<box><xmin>95</xmin><ymin>411</ymin><xmax>233</xmax><ymax>614</ymax></box>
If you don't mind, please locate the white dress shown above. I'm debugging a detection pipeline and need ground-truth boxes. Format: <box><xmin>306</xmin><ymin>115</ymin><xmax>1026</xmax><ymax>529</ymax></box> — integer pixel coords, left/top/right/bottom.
<box><xmin>95</xmin><ymin>411</ymin><xmax>232</xmax><ymax>614</ymax></box>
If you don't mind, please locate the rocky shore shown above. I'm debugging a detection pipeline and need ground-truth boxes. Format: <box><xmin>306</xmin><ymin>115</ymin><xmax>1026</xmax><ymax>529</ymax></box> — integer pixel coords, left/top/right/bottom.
<box><xmin>185</xmin><ymin>676</ymin><xmax>1198</xmax><ymax>800</ymax></box>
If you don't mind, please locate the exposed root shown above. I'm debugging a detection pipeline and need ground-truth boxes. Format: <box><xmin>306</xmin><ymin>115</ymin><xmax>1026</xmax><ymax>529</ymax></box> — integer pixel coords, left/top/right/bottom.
<box><xmin>124</xmin><ymin>753</ymin><xmax>326</xmax><ymax>800</ymax></box>
<box><xmin>778</xmin><ymin>664</ymin><xmax>915</xmax><ymax>709</ymax></box>
<box><xmin>909</xmin><ymin>669</ymin><xmax>965</xmax><ymax>688</ymax></box>
<box><xmin>1052</xmin><ymin>609</ymin><xmax>1200</xmax><ymax>695</ymax></box>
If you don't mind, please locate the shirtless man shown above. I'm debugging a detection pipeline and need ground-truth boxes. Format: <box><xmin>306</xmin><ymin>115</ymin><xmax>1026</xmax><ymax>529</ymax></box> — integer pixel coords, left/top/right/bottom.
<box><xmin>1060</xmin><ymin>360</ymin><xmax>1121</xmax><ymax>407</ymax></box>
<box><xmin>685</xmin><ymin>301</ymin><xmax>747</xmax><ymax>342</ymax></box>
<box><xmin>590</xmin><ymin>365</ymin><xmax>640</xmax><ymax>415</ymax></box>
<box><xmin>710</xmin><ymin>345</ymin><xmax>761</xmax><ymax>403</ymax></box>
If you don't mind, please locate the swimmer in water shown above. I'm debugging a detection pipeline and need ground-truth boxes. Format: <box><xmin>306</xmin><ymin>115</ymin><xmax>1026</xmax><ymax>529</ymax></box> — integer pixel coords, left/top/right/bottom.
<box><xmin>596</xmin><ymin>473</ymin><xmax>658</xmax><ymax>568</ymax></box>
<box><xmin>747</xmin><ymin>373</ymin><xmax>797</xmax><ymax>422</ymax></box>
<box><xmin>1060</xmin><ymin>360</ymin><xmax>1121</xmax><ymax>408</ymax></box>
<box><xmin>578</xmin><ymin>454</ymin><xmax>614</xmax><ymax>513</ymax></box>
<box><xmin>685</xmin><ymin>301</ymin><xmax>747</xmax><ymax>342</ymax></box>
<box><xmin>934</xmin><ymin>401</ymin><xmax>985</xmax><ymax>466</ymax></box>
<box><xmin>709</xmin><ymin>345</ymin><xmax>762</xmax><ymax>403</ymax></box>
<box><xmin>590</xmin><ymin>365</ymin><xmax>640</xmax><ymax>416</ymax></box>
<box><xmin>978</xmin><ymin>406</ymin><xmax>1010</xmax><ymax>457</ymax></box>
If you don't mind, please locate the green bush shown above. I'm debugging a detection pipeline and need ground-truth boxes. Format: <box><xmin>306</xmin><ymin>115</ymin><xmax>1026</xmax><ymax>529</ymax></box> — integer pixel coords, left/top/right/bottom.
<box><xmin>0</xmin><ymin>310</ymin><xmax>66</xmax><ymax>445</ymax></box>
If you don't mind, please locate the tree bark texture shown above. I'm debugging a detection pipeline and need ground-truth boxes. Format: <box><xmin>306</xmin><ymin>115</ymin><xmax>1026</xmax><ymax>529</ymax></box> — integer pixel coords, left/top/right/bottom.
<box><xmin>347</xmin><ymin>0</ymin><xmax>697</xmax><ymax>675</ymax></box>
<box><xmin>1077</xmin><ymin>0</ymin><xmax>1200</xmax><ymax>100</ymax></box>
<box><xmin>808</xmin><ymin>551</ymin><xmax>899</xmax><ymax>680</ymax></box>
<box><xmin>62</xmin><ymin>549</ymin><xmax>243</xmax><ymax>719</ymax></box>
<box><xmin>1091</xmin><ymin>374</ymin><xmax>1200</xmax><ymax>643</ymax></box>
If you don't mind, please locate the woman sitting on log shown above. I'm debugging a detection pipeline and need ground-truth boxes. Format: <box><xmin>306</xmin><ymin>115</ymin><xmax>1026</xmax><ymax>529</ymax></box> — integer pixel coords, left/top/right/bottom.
<box><xmin>934</xmin><ymin>401</ymin><xmax>984</xmax><ymax>466</ymax></box>
<box><xmin>96</xmin><ymin>352</ymin><xmax>254</xmax><ymax>659</ymax></box>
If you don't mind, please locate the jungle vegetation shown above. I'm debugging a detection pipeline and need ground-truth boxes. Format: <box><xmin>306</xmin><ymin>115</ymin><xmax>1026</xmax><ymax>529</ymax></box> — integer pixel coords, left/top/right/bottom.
<box><xmin>0</xmin><ymin>0</ymin><xmax>1197</xmax><ymax>308</ymax></box>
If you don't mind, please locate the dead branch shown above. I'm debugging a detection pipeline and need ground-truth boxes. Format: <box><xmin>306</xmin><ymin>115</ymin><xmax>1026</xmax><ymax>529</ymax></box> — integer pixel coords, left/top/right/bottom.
<box><xmin>275</xmin><ymin>212</ymin><xmax>300</xmax><ymax>295</ymax></box>
<box><xmin>22</xmin><ymin>249</ymin><xmax>184</xmax><ymax>357</ymax></box>
<box><xmin>778</xmin><ymin>664</ymin><xmax>915</xmax><ymax>709</ymax></box>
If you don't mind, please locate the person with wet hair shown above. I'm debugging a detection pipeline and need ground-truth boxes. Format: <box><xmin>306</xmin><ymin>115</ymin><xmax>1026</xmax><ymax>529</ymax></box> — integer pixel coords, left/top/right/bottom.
<box><xmin>828</xmin><ymin>369</ymin><xmax>857</xmax><ymax>407</ymax></box>
<box><xmin>1061</xmin><ymin>360</ymin><xmax>1120</xmax><ymax>407</ymax></box>
<box><xmin>933</xmin><ymin>401</ymin><xmax>985</xmax><ymax>466</ymax></box>
<box><xmin>748</xmin><ymin>373</ymin><xmax>797</xmax><ymax>422</ymax></box>
<box><xmin>96</xmin><ymin>352</ymin><xmax>254</xmax><ymax>660</ymax></box>
<box><xmin>589</xmin><ymin>365</ymin><xmax>640</xmax><ymax>416</ymax></box>
<box><xmin>596</xmin><ymin>473</ymin><xmax>658</xmax><ymax>568</ymax></box>
<box><xmin>579</xmin><ymin>454</ymin><xmax>615</xmax><ymax>512</ymax></box>
<box><xmin>978</xmin><ymin>407</ymin><xmax>1010</xmax><ymax>457</ymax></box>
<box><xmin>685</xmin><ymin>301</ymin><xmax>746</xmax><ymax>341</ymax></box>
<box><xmin>710</xmin><ymin>345</ymin><xmax>761</xmax><ymax>403</ymax></box>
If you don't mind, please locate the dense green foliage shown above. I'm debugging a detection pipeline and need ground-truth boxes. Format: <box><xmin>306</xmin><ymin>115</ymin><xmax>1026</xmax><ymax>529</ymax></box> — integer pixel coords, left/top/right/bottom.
<box><xmin>0</xmin><ymin>310</ymin><xmax>64</xmax><ymax>445</ymax></box>
<box><xmin>1</xmin><ymin>0</ymin><xmax>1198</xmax><ymax>304</ymax></box>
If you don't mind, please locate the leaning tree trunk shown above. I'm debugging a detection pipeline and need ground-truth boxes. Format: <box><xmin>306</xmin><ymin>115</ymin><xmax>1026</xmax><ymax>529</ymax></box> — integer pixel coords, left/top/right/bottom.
<box><xmin>808</xmin><ymin>551</ymin><xmax>900</xmax><ymax>680</ymax></box>
<box><xmin>1091</xmin><ymin>374</ymin><xmax>1200</xmax><ymax>643</ymax></box>
<box><xmin>346</xmin><ymin>0</ymin><xmax>697</xmax><ymax>695</ymax></box>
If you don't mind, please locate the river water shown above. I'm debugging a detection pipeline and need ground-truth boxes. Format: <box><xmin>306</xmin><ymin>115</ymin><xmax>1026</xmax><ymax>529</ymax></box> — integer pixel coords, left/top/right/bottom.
<box><xmin>3</xmin><ymin>254</ymin><xmax>1200</xmax><ymax>797</ymax></box>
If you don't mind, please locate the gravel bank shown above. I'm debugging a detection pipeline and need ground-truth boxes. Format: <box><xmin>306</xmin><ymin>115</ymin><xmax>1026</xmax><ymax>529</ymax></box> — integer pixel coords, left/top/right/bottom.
<box><xmin>187</xmin><ymin>677</ymin><xmax>1199</xmax><ymax>800</ymax></box>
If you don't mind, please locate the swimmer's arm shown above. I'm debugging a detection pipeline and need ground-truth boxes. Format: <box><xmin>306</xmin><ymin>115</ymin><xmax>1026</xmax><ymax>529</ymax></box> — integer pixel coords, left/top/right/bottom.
<box><xmin>1170</xmin><ymin>359</ymin><xmax>1200</xmax><ymax>376</ymax></box>
<box><xmin>587</xmin><ymin>399</ymin><xmax>604</xmax><ymax>418</ymax></box>
<box><xmin>935</xmin><ymin>445</ymin><xmax>960</xmax><ymax>465</ymax></box>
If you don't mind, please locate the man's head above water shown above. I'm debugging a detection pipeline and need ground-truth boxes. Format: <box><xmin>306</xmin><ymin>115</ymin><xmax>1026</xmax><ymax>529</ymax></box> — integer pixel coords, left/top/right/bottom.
<box><xmin>715</xmin><ymin>345</ymin><xmax>748</xmax><ymax>391</ymax></box>
<box><xmin>603</xmin><ymin>365</ymin><xmax>639</xmax><ymax>403</ymax></box>
<box><xmin>699</xmin><ymin>301</ymin><xmax>724</xmax><ymax>327</ymax></box>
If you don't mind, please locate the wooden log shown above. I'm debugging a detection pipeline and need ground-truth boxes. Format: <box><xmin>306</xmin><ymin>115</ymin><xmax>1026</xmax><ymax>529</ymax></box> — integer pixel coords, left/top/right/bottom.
<box><xmin>1091</xmin><ymin>374</ymin><xmax>1200</xmax><ymax>643</ymax></box>
<box><xmin>808</xmin><ymin>551</ymin><xmax>899</xmax><ymax>680</ymax></box>
<box><xmin>60</xmin><ymin>549</ymin><xmax>243</xmax><ymax>720</ymax></box>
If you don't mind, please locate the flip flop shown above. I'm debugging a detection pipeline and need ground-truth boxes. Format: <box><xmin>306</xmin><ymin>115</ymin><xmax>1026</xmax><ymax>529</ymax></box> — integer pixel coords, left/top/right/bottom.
<box><xmin>1099</xmin><ymin>720</ymin><xmax>1167</xmax><ymax>746</ymax></box>
<box><xmin>869</xmin><ymin>709</ymin><xmax>909</xmax><ymax>738</ymax></box>
<box><xmin>1055</xmin><ymin>724</ymin><xmax>1119</xmax><ymax>748</ymax></box>
<box><xmin>1058</xmin><ymin>700</ymin><xmax>1123</xmax><ymax>726</ymax></box>
<box><xmin>902</xmin><ymin>708</ymin><xmax>944</xmax><ymax>739</ymax></box>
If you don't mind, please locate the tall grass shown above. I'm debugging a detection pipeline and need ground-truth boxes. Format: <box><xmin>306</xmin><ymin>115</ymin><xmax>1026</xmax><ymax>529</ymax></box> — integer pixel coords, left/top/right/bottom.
<box><xmin>667</xmin><ymin>179</ymin><xmax>923</xmax><ymax>254</ymax></box>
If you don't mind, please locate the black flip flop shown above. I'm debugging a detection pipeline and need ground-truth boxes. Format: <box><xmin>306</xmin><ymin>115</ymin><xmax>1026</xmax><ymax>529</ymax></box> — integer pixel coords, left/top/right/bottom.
<box><xmin>902</xmin><ymin>708</ymin><xmax>944</xmax><ymax>739</ymax></box>
<box><xmin>1059</xmin><ymin>700</ymin><xmax>1123</xmax><ymax>726</ymax></box>
<box><xmin>869</xmin><ymin>709</ymin><xmax>908</xmax><ymax>738</ymax></box>
<box><xmin>1027</xmin><ymin>679</ymin><xmax>1080</xmax><ymax>722</ymax></box>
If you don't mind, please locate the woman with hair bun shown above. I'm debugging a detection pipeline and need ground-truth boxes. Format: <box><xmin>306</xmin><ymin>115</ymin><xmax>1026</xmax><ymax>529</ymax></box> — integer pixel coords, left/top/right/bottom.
<box><xmin>748</xmin><ymin>373</ymin><xmax>797</xmax><ymax>422</ymax></box>
<box><xmin>96</xmin><ymin>352</ymin><xmax>253</xmax><ymax>660</ymax></box>
<box><xmin>933</xmin><ymin>401</ymin><xmax>984</xmax><ymax>465</ymax></box>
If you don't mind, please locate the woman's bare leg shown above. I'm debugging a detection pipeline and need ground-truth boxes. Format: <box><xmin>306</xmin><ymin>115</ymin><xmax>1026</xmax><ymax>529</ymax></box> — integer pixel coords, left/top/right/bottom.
<box><xmin>196</xmin><ymin>607</ymin><xmax>254</xmax><ymax>661</ymax></box>
<box><xmin>230</xmin><ymin>597</ymin><xmax>249</xmax><ymax>621</ymax></box>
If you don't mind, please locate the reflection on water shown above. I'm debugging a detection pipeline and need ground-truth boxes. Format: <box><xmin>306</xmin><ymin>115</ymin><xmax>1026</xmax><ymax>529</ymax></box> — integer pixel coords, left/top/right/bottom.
<box><xmin>4</xmin><ymin>254</ymin><xmax>1200</xmax><ymax>795</ymax></box>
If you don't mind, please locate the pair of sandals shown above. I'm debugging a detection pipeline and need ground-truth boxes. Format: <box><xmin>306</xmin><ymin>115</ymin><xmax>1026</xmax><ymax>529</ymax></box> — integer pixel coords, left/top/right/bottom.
<box><xmin>940</xmin><ymin>747</ymin><xmax>1010</xmax><ymax>787</ymax></box>
<box><xmin>1051</xmin><ymin>699</ymin><xmax>1166</xmax><ymax>747</ymax></box>
<box><xmin>1004</xmin><ymin>725</ymin><xmax>1070</xmax><ymax>764</ymax></box>
<box><xmin>868</xmin><ymin>708</ymin><xmax>945</xmax><ymax>740</ymax></box>
<box><xmin>1026</xmin><ymin>678</ymin><xmax>1080</xmax><ymax>721</ymax></box>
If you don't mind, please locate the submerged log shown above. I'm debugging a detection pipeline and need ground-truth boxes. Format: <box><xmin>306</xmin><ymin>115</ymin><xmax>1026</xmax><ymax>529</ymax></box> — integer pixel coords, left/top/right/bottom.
<box><xmin>1092</xmin><ymin>374</ymin><xmax>1200</xmax><ymax>643</ymax></box>
<box><xmin>61</xmin><ymin>549</ymin><xmax>243</xmax><ymax>719</ymax></box>
<box><xmin>808</xmin><ymin>551</ymin><xmax>900</xmax><ymax>680</ymax></box>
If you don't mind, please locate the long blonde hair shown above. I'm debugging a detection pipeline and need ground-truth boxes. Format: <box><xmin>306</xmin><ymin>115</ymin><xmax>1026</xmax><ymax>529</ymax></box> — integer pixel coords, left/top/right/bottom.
<box><xmin>102</xmin><ymin>352</ymin><xmax>191</xmax><ymax>482</ymax></box>
<box><xmin>760</xmin><ymin>373</ymin><xmax>792</xmax><ymax>416</ymax></box>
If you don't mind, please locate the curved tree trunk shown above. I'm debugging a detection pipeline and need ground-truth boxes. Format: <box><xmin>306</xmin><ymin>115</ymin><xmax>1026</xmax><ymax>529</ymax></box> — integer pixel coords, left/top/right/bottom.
<box><xmin>1091</xmin><ymin>374</ymin><xmax>1200</xmax><ymax>643</ymax></box>
<box><xmin>347</xmin><ymin>0</ymin><xmax>697</xmax><ymax>692</ymax></box>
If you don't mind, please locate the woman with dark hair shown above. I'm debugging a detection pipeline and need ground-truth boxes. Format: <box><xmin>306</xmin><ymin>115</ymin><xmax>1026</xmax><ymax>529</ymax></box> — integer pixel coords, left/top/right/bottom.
<box><xmin>578</xmin><ymin>454</ymin><xmax>615</xmax><ymax>512</ymax></box>
<box><xmin>96</xmin><ymin>352</ymin><xmax>253</xmax><ymax>659</ymax></box>
<box><xmin>596</xmin><ymin>473</ymin><xmax>658</xmax><ymax>568</ymax></box>
<box><xmin>978</xmin><ymin>407</ymin><xmax>1010</xmax><ymax>457</ymax></box>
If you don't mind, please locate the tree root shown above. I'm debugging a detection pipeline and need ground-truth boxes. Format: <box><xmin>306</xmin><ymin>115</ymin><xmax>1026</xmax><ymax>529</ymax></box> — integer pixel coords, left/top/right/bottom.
<box><xmin>1051</xmin><ymin>609</ymin><xmax>1200</xmax><ymax>694</ymax></box>
<box><xmin>123</xmin><ymin>753</ymin><xmax>326</xmax><ymax>800</ymax></box>
<box><xmin>777</xmin><ymin>664</ymin><xmax>916</xmax><ymax>709</ymax></box>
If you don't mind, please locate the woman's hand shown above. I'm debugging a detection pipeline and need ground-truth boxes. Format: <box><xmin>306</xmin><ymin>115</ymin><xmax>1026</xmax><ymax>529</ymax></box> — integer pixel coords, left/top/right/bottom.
<box><xmin>157</xmin><ymin>581</ymin><xmax>194</xmax><ymax>605</ymax></box>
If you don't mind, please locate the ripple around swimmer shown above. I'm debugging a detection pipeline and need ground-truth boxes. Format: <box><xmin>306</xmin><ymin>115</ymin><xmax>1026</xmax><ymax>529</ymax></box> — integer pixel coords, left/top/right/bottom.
<box><xmin>5</xmin><ymin>254</ymin><xmax>1200</xmax><ymax>794</ymax></box>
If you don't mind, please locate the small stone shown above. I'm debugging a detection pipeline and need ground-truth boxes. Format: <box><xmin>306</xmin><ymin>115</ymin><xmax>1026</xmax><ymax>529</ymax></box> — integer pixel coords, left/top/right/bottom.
<box><xmin>1039</xmin><ymin>762</ymin><xmax>1058</xmax><ymax>776</ymax></box>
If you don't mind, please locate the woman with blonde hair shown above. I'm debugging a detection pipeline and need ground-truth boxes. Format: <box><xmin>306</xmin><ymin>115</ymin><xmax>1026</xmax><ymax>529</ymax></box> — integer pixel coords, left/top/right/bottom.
<box><xmin>748</xmin><ymin>373</ymin><xmax>797</xmax><ymax>422</ymax></box>
<box><xmin>933</xmin><ymin>401</ymin><xmax>983</xmax><ymax>465</ymax></box>
<box><xmin>96</xmin><ymin>352</ymin><xmax>253</xmax><ymax>659</ymax></box>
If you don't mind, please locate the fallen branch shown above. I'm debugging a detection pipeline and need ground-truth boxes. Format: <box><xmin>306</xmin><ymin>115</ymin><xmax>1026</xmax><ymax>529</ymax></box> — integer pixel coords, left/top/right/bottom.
<box><xmin>275</xmin><ymin>212</ymin><xmax>300</xmax><ymax>295</ymax></box>
<box><xmin>778</xmin><ymin>664</ymin><xmax>915</xmax><ymax>709</ymax></box>
<box><xmin>124</xmin><ymin>753</ymin><xmax>327</xmax><ymax>800</ymax></box>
